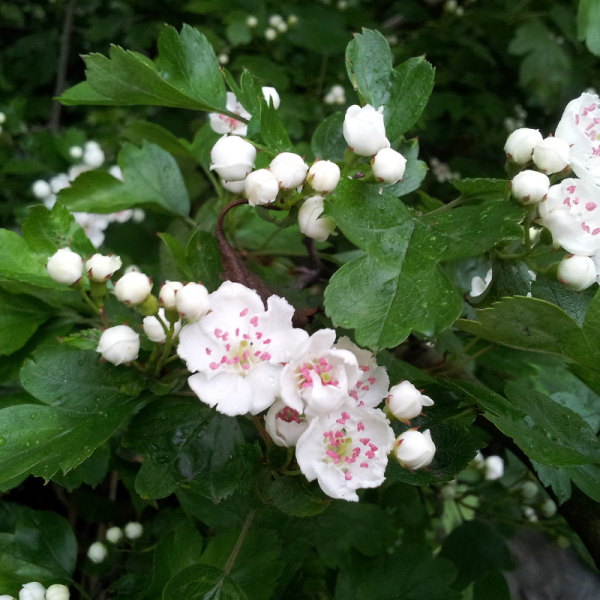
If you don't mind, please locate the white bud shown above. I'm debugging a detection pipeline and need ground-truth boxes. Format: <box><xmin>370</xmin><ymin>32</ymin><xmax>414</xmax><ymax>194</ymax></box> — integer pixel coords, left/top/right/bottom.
<box><xmin>210</xmin><ymin>135</ymin><xmax>257</xmax><ymax>182</ymax></box>
<box><xmin>143</xmin><ymin>309</ymin><xmax>182</xmax><ymax>343</ymax></box>
<box><xmin>87</xmin><ymin>542</ymin><xmax>107</xmax><ymax>564</ymax></box>
<box><xmin>298</xmin><ymin>195</ymin><xmax>337</xmax><ymax>242</ymax></box>
<box><xmin>484</xmin><ymin>455</ymin><xmax>504</xmax><ymax>480</ymax></box>
<box><xmin>338</xmin><ymin>0</ymin><xmax>348</xmax><ymax>9</ymax></box>
<box><xmin>269</xmin><ymin>153</ymin><xmax>308</xmax><ymax>189</ymax></box>
<box><xmin>85</xmin><ymin>253</ymin><xmax>122</xmax><ymax>282</ymax></box>
<box><xmin>371</xmin><ymin>147</ymin><xmax>407</xmax><ymax>183</ymax></box>
<box><xmin>0</xmin><ymin>596</ymin><xmax>14</xmax><ymax>600</ymax></box>
<box><xmin>244</xmin><ymin>168</ymin><xmax>279</xmax><ymax>206</ymax></box>
<box><xmin>176</xmin><ymin>282</ymin><xmax>210</xmax><ymax>323</ymax></box>
<box><xmin>125</xmin><ymin>264</ymin><xmax>140</xmax><ymax>274</ymax></box>
<box><xmin>132</xmin><ymin>209</ymin><xmax>145</xmax><ymax>223</ymax></box>
<box><xmin>510</xmin><ymin>170</ymin><xmax>550</xmax><ymax>204</ymax></box>
<box><xmin>125</xmin><ymin>522</ymin><xmax>143</xmax><ymax>540</ymax></box>
<box><xmin>69</xmin><ymin>146</ymin><xmax>83</xmax><ymax>159</ymax></box>
<box><xmin>159</xmin><ymin>280</ymin><xmax>183</xmax><ymax>309</ymax></box>
<box><xmin>343</xmin><ymin>104</ymin><xmax>390</xmax><ymax>156</ymax></box>
<box><xmin>114</xmin><ymin>271</ymin><xmax>152</xmax><ymax>305</ymax></box>
<box><xmin>308</xmin><ymin>160</ymin><xmax>341</xmax><ymax>193</ymax></box>
<box><xmin>265</xmin><ymin>400</ymin><xmax>309</xmax><ymax>447</ymax></box>
<box><xmin>558</xmin><ymin>255</ymin><xmax>597</xmax><ymax>291</ymax></box>
<box><xmin>521</xmin><ymin>480</ymin><xmax>538</xmax><ymax>500</ymax></box>
<box><xmin>32</xmin><ymin>180</ymin><xmax>52</xmax><ymax>199</ymax></box>
<box><xmin>222</xmin><ymin>178</ymin><xmax>246</xmax><ymax>193</ymax></box>
<box><xmin>276</xmin><ymin>22</ymin><xmax>288</xmax><ymax>33</ymax></box>
<box><xmin>47</xmin><ymin>248</ymin><xmax>83</xmax><ymax>285</ymax></box>
<box><xmin>83</xmin><ymin>141</ymin><xmax>105</xmax><ymax>168</ymax></box>
<box><xmin>532</xmin><ymin>137</ymin><xmax>570</xmax><ymax>174</ymax></box>
<box><xmin>394</xmin><ymin>429</ymin><xmax>436</xmax><ymax>469</ymax></box>
<box><xmin>541</xmin><ymin>498</ymin><xmax>557</xmax><ymax>517</ymax></box>
<box><xmin>265</xmin><ymin>28</ymin><xmax>277</xmax><ymax>40</ymax></box>
<box><xmin>50</xmin><ymin>174</ymin><xmax>71</xmax><ymax>194</ymax></box>
<box><xmin>19</xmin><ymin>583</ymin><xmax>45</xmax><ymax>600</ymax></box>
<box><xmin>45</xmin><ymin>584</ymin><xmax>70</xmax><ymax>600</ymax></box>
<box><xmin>109</xmin><ymin>165</ymin><xmax>123</xmax><ymax>180</ymax></box>
<box><xmin>522</xmin><ymin>505</ymin><xmax>538</xmax><ymax>522</ymax></box>
<box><xmin>268</xmin><ymin>14</ymin><xmax>284</xmax><ymax>27</ymax></box>
<box><xmin>504</xmin><ymin>128</ymin><xmax>543</xmax><ymax>164</ymax></box>
<box><xmin>0</xmin><ymin>112</ymin><xmax>5</xmax><ymax>124</ymax></box>
<box><xmin>106</xmin><ymin>526</ymin><xmax>123</xmax><ymax>544</ymax></box>
<box><xmin>287</xmin><ymin>14</ymin><xmax>298</xmax><ymax>25</ymax></box>
<box><xmin>218</xmin><ymin>53</ymin><xmax>229</xmax><ymax>65</ymax></box>
<box><xmin>386</xmin><ymin>381</ymin><xmax>434</xmax><ymax>420</ymax></box>
<box><xmin>247</xmin><ymin>15</ymin><xmax>258</xmax><ymax>27</ymax></box>
<box><xmin>262</xmin><ymin>86</ymin><xmax>280</xmax><ymax>109</ymax></box>
<box><xmin>97</xmin><ymin>325</ymin><xmax>140</xmax><ymax>365</ymax></box>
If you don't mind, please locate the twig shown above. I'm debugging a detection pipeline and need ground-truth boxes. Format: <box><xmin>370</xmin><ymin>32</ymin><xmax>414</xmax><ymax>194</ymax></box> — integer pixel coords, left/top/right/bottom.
<box><xmin>224</xmin><ymin>510</ymin><xmax>255</xmax><ymax>575</ymax></box>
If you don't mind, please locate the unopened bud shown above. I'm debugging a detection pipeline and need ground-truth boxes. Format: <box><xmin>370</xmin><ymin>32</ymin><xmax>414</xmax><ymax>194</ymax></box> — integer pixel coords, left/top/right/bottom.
<box><xmin>532</xmin><ymin>137</ymin><xmax>570</xmax><ymax>174</ymax></box>
<box><xmin>69</xmin><ymin>146</ymin><xmax>83</xmax><ymax>159</ymax></box>
<box><xmin>504</xmin><ymin>128</ymin><xmax>543</xmax><ymax>165</ymax></box>
<box><xmin>114</xmin><ymin>271</ymin><xmax>152</xmax><ymax>305</ymax></box>
<box><xmin>307</xmin><ymin>160</ymin><xmax>341</xmax><ymax>193</ymax></box>
<box><xmin>97</xmin><ymin>325</ymin><xmax>140</xmax><ymax>365</ymax></box>
<box><xmin>176</xmin><ymin>282</ymin><xmax>210</xmax><ymax>323</ymax></box>
<box><xmin>143</xmin><ymin>309</ymin><xmax>182</xmax><ymax>343</ymax></box>
<box><xmin>298</xmin><ymin>196</ymin><xmax>336</xmax><ymax>242</ymax></box>
<box><xmin>32</xmin><ymin>180</ymin><xmax>52</xmax><ymax>199</ymax></box>
<box><xmin>262</xmin><ymin>86</ymin><xmax>280</xmax><ymax>109</ymax></box>
<box><xmin>558</xmin><ymin>255</ymin><xmax>596</xmax><ymax>291</ymax></box>
<box><xmin>244</xmin><ymin>169</ymin><xmax>279</xmax><ymax>206</ymax></box>
<box><xmin>371</xmin><ymin>147</ymin><xmax>407</xmax><ymax>183</ymax></box>
<box><xmin>47</xmin><ymin>248</ymin><xmax>84</xmax><ymax>285</ymax></box>
<box><xmin>521</xmin><ymin>480</ymin><xmax>538</xmax><ymax>500</ymax></box>
<box><xmin>265</xmin><ymin>399</ymin><xmax>308</xmax><ymax>447</ymax></box>
<box><xmin>394</xmin><ymin>429</ymin><xmax>436</xmax><ymax>469</ymax></box>
<box><xmin>510</xmin><ymin>170</ymin><xmax>550</xmax><ymax>204</ymax></box>
<box><xmin>87</xmin><ymin>542</ymin><xmax>107</xmax><ymax>564</ymax></box>
<box><xmin>343</xmin><ymin>104</ymin><xmax>390</xmax><ymax>156</ymax></box>
<box><xmin>222</xmin><ymin>179</ymin><xmax>246</xmax><ymax>194</ymax></box>
<box><xmin>265</xmin><ymin>28</ymin><xmax>277</xmax><ymax>40</ymax></box>
<box><xmin>106</xmin><ymin>526</ymin><xmax>123</xmax><ymax>544</ymax></box>
<box><xmin>541</xmin><ymin>498</ymin><xmax>557</xmax><ymax>518</ymax></box>
<box><xmin>484</xmin><ymin>455</ymin><xmax>504</xmax><ymax>480</ymax></box>
<box><xmin>83</xmin><ymin>141</ymin><xmax>105</xmax><ymax>168</ymax></box>
<box><xmin>269</xmin><ymin>153</ymin><xmax>308</xmax><ymax>189</ymax></box>
<box><xmin>247</xmin><ymin>15</ymin><xmax>258</xmax><ymax>27</ymax></box>
<box><xmin>19</xmin><ymin>583</ymin><xmax>45</xmax><ymax>600</ymax></box>
<box><xmin>46</xmin><ymin>584</ymin><xmax>70</xmax><ymax>600</ymax></box>
<box><xmin>125</xmin><ymin>522</ymin><xmax>143</xmax><ymax>540</ymax></box>
<box><xmin>159</xmin><ymin>281</ymin><xmax>183</xmax><ymax>309</ymax></box>
<box><xmin>85</xmin><ymin>253</ymin><xmax>122</xmax><ymax>281</ymax></box>
<box><xmin>386</xmin><ymin>381</ymin><xmax>434</xmax><ymax>420</ymax></box>
<box><xmin>210</xmin><ymin>136</ymin><xmax>257</xmax><ymax>182</ymax></box>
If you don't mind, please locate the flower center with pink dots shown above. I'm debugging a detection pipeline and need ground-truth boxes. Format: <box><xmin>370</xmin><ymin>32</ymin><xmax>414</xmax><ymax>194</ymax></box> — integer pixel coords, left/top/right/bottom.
<box><xmin>295</xmin><ymin>357</ymin><xmax>339</xmax><ymax>389</ymax></box>
<box><xmin>559</xmin><ymin>182</ymin><xmax>600</xmax><ymax>236</ymax></box>
<box><xmin>278</xmin><ymin>406</ymin><xmax>302</xmax><ymax>424</ymax></box>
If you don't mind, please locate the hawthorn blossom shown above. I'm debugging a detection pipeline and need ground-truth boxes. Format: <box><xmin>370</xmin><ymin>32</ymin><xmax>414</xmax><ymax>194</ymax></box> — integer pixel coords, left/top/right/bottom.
<box><xmin>280</xmin><ymin>329</ymin><xmax>360</xmax><ymax>418</ymax></box>
<box><xmin>177</xmin><ymin>282</ymin><xmax>308</xmax><ymax>416</ymax></box>
<box><xmin>209</xmin><ymin>92</ymin><xmax>251</xmax><ymax>136</ymax></box>
<box><xmin>265</xmin><ymin>399</ymin><xmax>309</xmax><ymax>447</ymax></box>
<box><xmin>295</xmin><ymin>402</ymin><xmax>395</xmax><ymax>501</ymax></box>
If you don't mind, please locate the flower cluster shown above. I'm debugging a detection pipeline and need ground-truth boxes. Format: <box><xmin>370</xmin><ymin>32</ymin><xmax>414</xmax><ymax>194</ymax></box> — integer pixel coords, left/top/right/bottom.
<box><xmin>0</xmin><ymin>583</ymin><xmax>70</xmax><ymax>600</ymax></box>
<box><xmin>88</xmin><ymin>522</ymin><xmax>143</xmax><ymax>564</ymax></box>
<box><xmin>176</xmin><ymin>281</ymin><xmax>437</xmax><ymax>501</ymax></box>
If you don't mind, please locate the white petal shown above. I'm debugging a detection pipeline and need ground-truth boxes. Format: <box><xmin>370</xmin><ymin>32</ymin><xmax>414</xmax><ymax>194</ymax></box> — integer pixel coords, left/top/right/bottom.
<box><xmin>188</xmin><ymin>372</ymin><xmax>254</xmax><ymax>416</ymax></box>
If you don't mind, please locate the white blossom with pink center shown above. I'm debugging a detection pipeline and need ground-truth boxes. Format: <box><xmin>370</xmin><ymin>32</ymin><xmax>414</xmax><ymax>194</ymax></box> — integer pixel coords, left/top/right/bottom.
<box><xmin>177</xmin><ymin>281</ymin><xmax>308</xmax><ymax>416</ymax></box>
<box><xmin>280</xmin><ymin>329</ymin><xmax>360</xmax><ymax>419</ymax></box>
<box><xmin>265</xmin><ymin>399</ymin><xmax>309</xmax><ymax>447</ymax></box>
<box><xmin>556</xmin><ymin>92</ymin><xmax>600</xmax><ymax>186</ymax></box>
<box><xmin>333</xmin><ymin>337</ymin><xmax>389</xmax><ymax>409</ymax></box>
<box><xmin>539</xmin><ymin>178</ymin><xmax>600</xmax><ymax>255</ymax></box>
<box><xmin>209</xmin><ymin>92</ymin><xmax>251</xmax><ymax>136</ymax></box>
<box><xmin>295</xmin><ymin>402</ymin><xmax>395</xmax><ymax>501</ymax></box>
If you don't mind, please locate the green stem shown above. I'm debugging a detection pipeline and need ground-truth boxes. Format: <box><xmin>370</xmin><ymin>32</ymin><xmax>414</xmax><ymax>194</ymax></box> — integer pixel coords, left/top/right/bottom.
<box><xmin>426</xmin><ymin>196</ymin><xmax>466</xmax><ymax>215</ymax></box>
<box><xmin>145</xmin><ymin>344</ymin><xmax>161</xmax><ymax>372</ymax></box>
<box><xmin>154</xmin><ymin>325</ymin><xmax>176</xmax><ymax>377</ymax></box>
<box><xmin>252</xmin><ymin>414</ymin><xmax>274</xmax><ymax>449</ymax></box>
<box><xmin>78</xmin><ymin>289</ymin><xmax>101</xmax><ymax>315</ymax></box>
<box><xmin>280</xmin><ymin>468</ymin><xmax>302</xmax><ymax>476</ymax></box>
<box><xmin>436</xmin><ymin>345</ymin><xmax>494</xmax><ymax>377</ymax></box>
<box><xmin>281</xmin><ymin>447</ymin><xmax>294</xmax><ymax>472</ymax></box>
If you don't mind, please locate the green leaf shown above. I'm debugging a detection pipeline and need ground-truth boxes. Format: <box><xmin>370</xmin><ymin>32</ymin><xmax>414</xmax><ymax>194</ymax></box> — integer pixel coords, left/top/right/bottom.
<box><xmin>54</xmin><ymin>444</ymin><xmax>110</xmax><ymax>492</ymax></box>
<box><xmin>472</xmin><ymin>572</ymin><xmax>511</xmax><ymax>600</ymax></box>
<box><xmin>259</xmin><ymin>99</ymin><xmax>293</xmax><ymax>152</ymax></box>
<box><xmin>451</xmin><ymin>178</ymin><xmax>509</xmax><ymax>199</ymax></box>
<box><xmin>311</xmin><ymin>112</ymin><xmax>346</xmax><ymax>162</ymax></box>
<box><xmin>267</xmin><ymin>476</ymin><xmax>331</xmax><ymax>518</ymax></box>
<box><xmin>386</xmin><ymin>138</ymin><xmax>427</xmax><ymax>197</ymax></box>
<box><xmin>578</xmin><ymin>0</ymin><xmax>600</xmax><ymax>56</ymax></box>
<box><xmin>532</xmin><ymin>460</ymin><xmax>572</xmax><ymax>504</ymax></box>
<box><xmin>0</xmin><ymin>290</ymin><xmax>53</xmax><ymax>356</ymax></box>
<box><xmin>124</xmin><ymin>121</ymin><xmax>197</xmax><ymax>160</ymax></box>
<box><xmin>474</xmin><ymin>257</ymin><xmax>533</xmax><ymax>307</ymax></box>
<box><xmin>58</xmin><ymin>141</ymin><xmax>191</xmax><ymax>216</ymax></box>
<box><xmin>163</xmin><ymin>564</ymin><xmax>247</xmax><ymax>600</ymax></box>
<box><xmin>324</xmin><ymin>180</ymin><xmax>524</xmax><ymax>350</ymax></box>
<box><xmin>531</xmin><ymin>274</ymin><xmax>596</xmax><ymax>325</ymax></box>
<box><xmin>59</xmin><ymin>328</ymin><xmax>102</xmax><ymax>350</ymax></box>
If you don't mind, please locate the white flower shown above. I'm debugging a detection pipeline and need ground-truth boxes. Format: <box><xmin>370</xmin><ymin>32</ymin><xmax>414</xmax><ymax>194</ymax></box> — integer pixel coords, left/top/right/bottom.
<box><xmin>343</xmin><ymin>104</ymin><xmax>390</xmax><ymax>156</ymax></box>
<box><xmin>307</xmin><ymin>160</ymin><xmax>341</xmax><ymax>193</ymax></box>
<box><xmin>394</xmin><ymin>429</ymin><xmax>436</xmax><ymax>469</ymax></box>
<box><xmin>539</xmin><ymin>178</ymin><xmax>600</xmax><ymax>255</ymax></box>
<box><xmin>159</xmin><ymin>280</ymin><xmax>183</xmax><ymax>309</ymax></box>
<box><xmin>532</xmin><ymin>137</ymin><xmax>570</xmax><ymax>174</ymax></box>
<box><xmin>470</xmin><ymin>268</ymin><xmax>492</xmax><ymax>297</ymax></box>
<box><xmin>85</xmin><ymin>253</ymin><xmax>122</xmax><ymax>281</ymax></box>
<box><xmin>334</xmin><ymin>337</ymin><xmax>389</xmax><ymax>408</ymax></box>
<box><xmin>143</xmin><ymin>309</ymin><xmax>182</xmax><ymax>343</ymax></box>
<box><xmin>106</xmin><ymin>526</ymin><xmax>123</xmax><ymax>544</ymax></box>
<box><xmin>325</xmin><ymin>85</ymin><xmax>346</xmax><ymax>105</ymax></box>
<box><xmin>262</xmin><ymin>86</ymin><xmax>280</xmax><ymax>109</ymax></box>
<box><xmin>210</xmin><ymin>135</ymin><xmax>257</xmax><ymax>181</ymax></box>
<box><xmin>386</xmin><ymin>381</ymin><xmax>434</xmax><ymax>421</ymax></box>
<box><xmin>280</xmin><ymin>329</ymin><xmax>359</xmax><ymax>418</ymax></box>
<box><xmin>244</xmin><ymin>168</ymin><xmax>279</xmax><ymax>206</ymax></box>
<box><xmin>73</xmin><ymin>212</ymin><xmax>110</xmax><ymax>248</ymax></box>
<box><xmin>558</xmin><ymin>255</ymin><xmax>597</xmax><ymax>291</ymax></box>
<box><xmin>47</xmin><ymin>248</ymin><xmax>83</xmax><ymax>285</ymax></box>
<box><xmin>298</xmin><ymin>195</ymin><xmax>336</xmax><ymax>242</ymax></box>
<box><xmin>87</xmin><ymin>542</ymin><xmax>107</xmax><ymax>564</ymax></box>
<box><xmin>68</xmin><ymin>164</ymin><xmax>92</xmax><ymax>181</ymax></box>
<box><xmin>45</xmin><ymin>585</ymin><xmax>70</xmax><ymax>600</ymax></box>
<box><xmin>510</xmin><ymin>170</ymin><xmax>550</xmax><ymax>204</ymax></box>
<box><xmin>265</xmin><ymin>399</ymin><xmax>309</xmax><ymax>447</ymax></box>
<box><xmin>222</xmin><ymin>178</ymin><xmax>246</xmax><ymax>194</ymax></box>
<box><xmin>247</xmin><ymin>15</ymin><xmax>258</xmax><ymax>27</ymax></box>
<box><xmin>296</xmin><ymin>402</ymin><xmax>395</xmax><ymax>501</ymax></box>
<box><xmin>504</xmin><ymin>128</ymin><xmax>543</xmax><ymax>164</ymax></box>
<box><xmin>109</xmin><ymin>165</ymin><xmax>123</xmax><ymax>180</ymax></box>
<box><xmin>83</xmin><ymin>141</ymin><xmax>105</xmax><ymax>168</ymax></box>
<box><xmin>269</xmin><ymin>153</ymin><xmax>308</xmax><ymax>189</ymax></box>
<box><xmin>218</xmin><ymin>53</ymin><xmax>229</xmax><ymax>65</ymax></box>
<box><xmin>265</xmin><ymin>28</ymin><xmax>277</xmax><ymax>40</ymax></box>
<box><xmin>177</xmin><ymin>282</ymin><xmax>308</xmax><ymax>416</ymax></box>
<box><xmin>176</xmin><ymin>282</ymin><xmax>210</xmax><ymax>323</ymax></box>
<box><xmin>209</xmin><ymin>92</ymin><xmax>251</xmax><ymax>136</ymax></box>
<box><xmin>32</xmin><ymin>180</ymin><xmax>52</xmax><ymax>199</ymax></box>
<box><xmin>125</xmin><ymin>522</ymin><xmax>143</xmax><ymax>540</ymax></box>
<box><xmin>268</xmin><ymin>14</ymin><xmax>284</xmax><ymax>27</ymax></box>
<box><xmin>97</xmin><ymin>325</ymin><xmax>140</xmax><ymax>365</ymax></box>
<box><xmin>19</xmin><ymin>583</ymin><xmax>45</xmax><ymax>600</ymax></box>
<box><xmin>114</xmin><ymin>271</ymin><xmax>152</xmax><ymax>305</ymax></box>
<box><xmin>484</xmin><ymin>455</ymin><xmax>504</xmax><ymax>480</ymax></box>
<box><xmin>50</xmin><ymin>174</ymin><xmax>71</xmax><ymax>194</ymax></box>
<box><xmin>371</xmin><ymin>147</ymin><xmax>407</xmax><ymax>183</ymax></box>
<box><xmin>472</xmin><ymin>450</ymin><xmax>485</xmax><ymax>468</ymax></box>
<box><xmin>69</xmin><ymin>146</ymin><xmax>83</xmax><ymax>159</ymax></box>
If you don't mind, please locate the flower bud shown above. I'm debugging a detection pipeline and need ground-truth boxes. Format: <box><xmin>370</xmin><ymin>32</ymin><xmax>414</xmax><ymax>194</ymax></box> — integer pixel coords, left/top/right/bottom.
<box><xmin>394</xmin><ymin>429</ymin><xmax>436</xmax><ymax>469</ymax></box>
<box><xmin>288</xmin><ymin>14</ymin><xmax>298</xmax><ymax>25</ymax></box>
<box><xmin>557</xmin><ymin>255</ymin><xmax>597</xmax><ymax>291</ymax></box>
<box><xmin>371</xmin><ymin>147</ymin><xmax>407</xmax><ymax>183</ymax></box>
<box><xmin>46</xmin><ymin>584</ymin><xmax>70</xmax><ymax>600</ymax></box>
<box><xmin>269</xmin><ymin>14</ymin><xmax>284</xmax><ymax>27</ymax></box>
<box><xmin>269</xmin><ymin>153</ymin><xmax>308</xmax><ymax>189</ymax></box>
<box><xmin>440</xmin><ymin>484</ymin><xmax>456</xmax><ymax>500</ymax></box>
<box><xmin>159</xmin><ymin>281</ymin><xmax>183</xmax><ymax>309</ymax></box>
<box><xmin>521</xmin><ymin>480</ymin><xmax>538</xmax><ymax>500</ymax></box>
<box><xmin>222</xmin><ymin>179</ymin><xmax>246</xmax><ymax>194</ymax></box>
<box><xmin>484</xmin><ymin>455</ymin><xmax>504</xmax><ymax>480</ymax></box>
<box><xmin>87</xmin><ymin>542</ymin><xmax>107</xmax><ymax>564</ymax></box>
<box><xmin>47</xmin><ymin>248</ymin><xmax>84</xmax><ymax>285</ymax></box>
<box><xmin>106</xmin><ymin>526</ymin><xmax>123</xmax><ymax>544</ymax></box>
<box><xmin>265</xmin><ymin>399</ymin><xmax>308</xmax><ymax>447</ymax></box>
<box><xmin>265</xmin><ymin>28</ymin><xmax>277</xmax><ymax>40</ymax></box>
<box><xmin>247</xmin><ymin>15</ymin><xmax>258</xmax><ymax>27</ymax></box>
<box><xmin>125</xmin><ymin>264</ymin><xmax>140</xmax><ymax>274</ymax></box>
<box><xmin>343</xmin><ymin>104</ymin><xmax>390</xmax><ymax>156</ymax></box>
<box><xmin>307</xmin><ymin>160</ymin><xmax>341</xmax><ymax>193</ymax></box>
<box><xmin>276</xmin><ymin>22</ymin><xmax>288</xmax><ymax>33</ymax></box>
<box><xmin>19</xmin><ymin>583</ymin><xmax>45</xmax><ymax>600</ymax></box>
<box><xmin>176</xmin><ymin>282</ymin><xmax>210</xmax><ymax>323</ymax></box>
<box><xmin>143</xmin><ymin>309</ymin><xmax>182</xmax><ymax>343</ymax></box>
<box><xmin>262</xmin><ymin>87</ymin><xmax>280</xmax><ymax>109</ymax></box>
<box><xmin>210</xmin><ymin>136</ymin><xmax>257</xmax><ymax>182</ymax></box>
<box><xmin>0</xmin><ymin>595</ymin><xmax>14</xmax><ymax>600</ymax></box>
<box><xmin>109</xmin><ymin>165</ymin><xmax>123</xmax><ymax>180</ymax></box>
<box><xmin>298</xmin><ymin>196</ymin><xmax>336</xmax><ymax>242</ymax></box>
<box><xmin>97</xmin><ymin>325</ymin><xmax>140</xmax><ymax>365</ymax></box>
<box><xmin>114</xmin><ymin>271</ymin><xmax>152</xmax><ymax>305</ymax></box>
<box><xmin>83</xmin><ymin>141</ymin><xmax>105</xmax><ymax>168</ymax></box>
<box><xmin>510</xmin><ymin>170</ymin><xmax>550</xmax><ymax>204</ymax></box>
<box><xmin>125</xmin><ymin>522</ymin><xmax>143</xmax><ymax>540</ymax></box>
<box><xmin>32</xmin><ymin>180</ymin><xmax>52</xmax><ymax>199</ymax></box>
<box><xmin>386</xmin><ymin>381</ymin><xmax>434</xmax><ymax>421</ymax></box>
<box><xmin>85</xmin><ymin>254</ymin><xmax>122</xmax><ymax>281</ymax></box>
<box><xmin>541</xmin><ymin>498</ymin><xmax>557</xmax><ymax>518</ymax></box>
<box><xmin>504</xmin><ymin>127</ymin><xmax>543</xmax><ymax>164</ymax></box>
<box><xmin>50</xmin><ymin>174</ymin><xmax>70</xmax><ymax>194</ymax></box>
<box><xmin>0</xmin><ymin>112</ymin><xmax>5</xmax><ymax>124</ymax></box>
<box><xmin>69</xmin><ymin>146</ymin><xmax>83</xmax><ymax>159</ymax></box>
<box><xmin>244</xmin><ymin>169</ymin><xmax>279</xmax><ymax>206</ymax></box>
<box><xmin>218</xmin><ymin>53</ymin><xmax>229</xmax><ymax>65</ymax></box>
<box><xmin>532</xmin><ymin>137</ymin><xmax>570</xmax><ymax>174</ymax></box>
